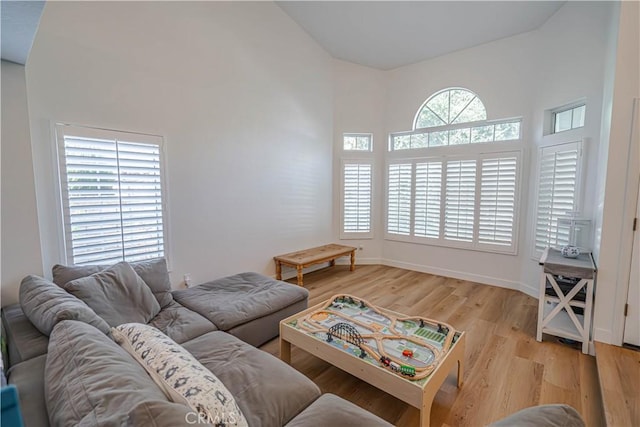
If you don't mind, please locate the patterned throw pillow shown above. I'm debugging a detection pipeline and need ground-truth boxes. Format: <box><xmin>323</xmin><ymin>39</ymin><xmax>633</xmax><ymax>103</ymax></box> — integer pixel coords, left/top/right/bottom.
<box><xmin>112</xmin><ymin>323</ymin><xmax>247</xmax><ymax>427</ymax></box>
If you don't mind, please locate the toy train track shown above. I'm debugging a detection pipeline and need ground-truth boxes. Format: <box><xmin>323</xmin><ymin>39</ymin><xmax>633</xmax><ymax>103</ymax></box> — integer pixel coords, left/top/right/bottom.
<box><xmin>296</xmin><ymin>294</ymin><xmax>458</xmax><ymax>380</ymax></box>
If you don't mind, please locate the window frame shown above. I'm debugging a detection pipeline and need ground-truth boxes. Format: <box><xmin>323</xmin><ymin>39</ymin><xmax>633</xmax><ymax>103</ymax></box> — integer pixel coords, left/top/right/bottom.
<box><xmin>552</xmin><ymin>104</ymin><xmax>586</xmax><ymax>134</ymax></box>
<box><xmin>340</xmin><ymin>132</ymin><xmax>374</xmax><ymax>240</ymax></box>
<box><xmin>343</xmin><ymin>133</ymin><xmax>373</xmax><ymax>152</ymax></box>
<box><xmin>389</xmin><ymin>117</ymin><xmax>522</xmax><ymax>151</ymax></box>
<box><xmin>340</xmin><ymin>159</ymin><xmax>374</xmax><ymax>239</ymax></box>
<box><xmin>412</xmin><ymin>87</ymin><xmax>487</xmax><ymax>129</ymax></box>
<box><xmin>54</xmin><ymin>123</ymin><xmax>170</xmax><ymax>266</ymax></box>
<box><xmin>384</xmin><ymin>147</ymin><xmax>523</xmax><ymax>255</ymax></box>
<box><xmin>531</xmin><ymin>139</ymin><xmax>585</xmax><ymax>259</ymax></box>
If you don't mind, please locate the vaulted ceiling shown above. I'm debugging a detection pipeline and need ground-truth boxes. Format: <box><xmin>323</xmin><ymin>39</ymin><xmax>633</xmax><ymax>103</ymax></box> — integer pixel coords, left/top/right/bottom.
<box><xmin>1</xmin><ymin>1</ymin><xmax>565</xmax><ymax>69</ymax></box>
<box><xmin>277</xmin><ymin>1</ymin><xmax>565</xmax><ymax>70</ymax></box>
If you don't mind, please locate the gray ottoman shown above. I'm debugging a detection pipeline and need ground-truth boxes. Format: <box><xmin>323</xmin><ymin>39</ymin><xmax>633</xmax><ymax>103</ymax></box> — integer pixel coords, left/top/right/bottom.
<box><xmin>172</xmin><ymin>272</ymin><xmax>308</xmax><ymax>347</ymax></box>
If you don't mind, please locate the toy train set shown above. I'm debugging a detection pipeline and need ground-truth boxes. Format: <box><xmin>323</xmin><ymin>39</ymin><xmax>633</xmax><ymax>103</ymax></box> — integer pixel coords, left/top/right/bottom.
<box><xmin>295</xmin><ymin>294</ymin><xmax>458</xmax><ymax>380</ymax></box>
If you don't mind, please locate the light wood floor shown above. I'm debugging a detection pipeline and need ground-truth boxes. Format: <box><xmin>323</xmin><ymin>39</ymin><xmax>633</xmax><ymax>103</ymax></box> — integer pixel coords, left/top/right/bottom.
<box><xmin>595</xmin><ymin>342</ymin><xmax>640</xmax><ymax>426</ymax></box>
<box><xmin>261</xmin><ymin>264</ymin><xmax>605</xmax><ymax>427</ymax></box>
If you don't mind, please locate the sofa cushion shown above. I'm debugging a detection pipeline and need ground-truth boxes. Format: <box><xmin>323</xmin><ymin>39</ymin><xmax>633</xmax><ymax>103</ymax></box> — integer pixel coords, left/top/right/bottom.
<box><xmin>488</xmin><ymin>404</ymin><xmax>585</xmax><ymax>427</ymax></box>
<box><xmin>149</xmin><ymin>301</ymin><xmax>217</xmax><ymax>344</ymax></box>
<box><xmin>285</xmin><ymin>393</ymin><xmax>394</xmax><ymax>427</ymax></box>
<box><xmin>112</xmin><ymin>323</ymin><xmax>247</xmax><ymax>427</ymax></box>
<box><xmin>127</xmin><ymin>400</ymin><xmax>212</xmax><ymax>427</ymax></box>
<box><xmin>51</xmin><ymin>263</ymin><xmax>102</xmax><ymax>287</ymax></box>
<box><xmin>45</xmin><ymin>320</ymin><xmax>168</xmax><ymax>426</ymax></box>
<box><xmin>19</xmin><ymin>275</ymin><xmax>111</xmax><ymax>336</ymax></box>
<box><xmin>53</xmin><ymin>258</ymin><xmax>174</xmax><ymax>308</ymax></box>
<box><xmin>64</xmin><ymin>262</ymin><xmax>160</xmax><ymax>326</ymax></box>
<box><xmin>183</xmin><ymin>331</ymin><xmax>321</xmax><ymax>427</ymax></box>
<box><xmin>7</xmin><ymin>354</ymin><xmax>49</xmax><ymax>427</ymax></box>
<box><xmin>1</xmin><ymin>304</ymin><xmax>49</xmax><ymax>366</ymax></box>
<box><xmin>172</xmin><ymin>272</ymin><xmax>308</xmax><ymax>330</ymax></box>
<box><xmin>128</xmin><ymin>258</ymin><xmax>174</xmax><ymax>308</ymax></box>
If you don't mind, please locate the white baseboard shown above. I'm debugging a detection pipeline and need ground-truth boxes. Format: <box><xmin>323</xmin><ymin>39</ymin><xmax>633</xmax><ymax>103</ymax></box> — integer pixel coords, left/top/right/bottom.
<box><xmin>381</xmin><ymin>258</ymin><xmax>522</xmax><ymax>291</ymax></box>
<box><xmin>519</xmin><ymin>281</ymin><xmax>539</xmax><ymax>299</ymax></box>
<box><xmin>286</xmin><ymin>258</ymin><xmax>542</xmax><ymax>302</ymax></box>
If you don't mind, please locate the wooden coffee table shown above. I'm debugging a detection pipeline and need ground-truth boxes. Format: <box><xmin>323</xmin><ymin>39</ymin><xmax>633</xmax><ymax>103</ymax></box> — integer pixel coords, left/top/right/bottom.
<box><xmin>279</xmin><ymin>294</ymin><xmax>465</xmax><ymax>427</ymax></box>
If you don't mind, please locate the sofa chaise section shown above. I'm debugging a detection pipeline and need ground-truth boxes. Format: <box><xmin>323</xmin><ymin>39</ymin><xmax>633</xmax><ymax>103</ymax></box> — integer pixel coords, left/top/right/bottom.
<box><xmin>173</xmin><ymin>272</ymin><xmax>308</xmax><ymax>347</ymax></box>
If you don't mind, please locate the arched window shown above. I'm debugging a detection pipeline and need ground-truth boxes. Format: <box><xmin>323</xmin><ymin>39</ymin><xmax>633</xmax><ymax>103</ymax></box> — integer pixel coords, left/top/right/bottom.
<box><xmin>390</xmin><ymin>87</ymin><xmax>520</xmax><ymax>150</ymax></box>
<box><xmin>414</xmin><ymin>88</ymin><xmax>486</xmax><ymax>129</ymax></box>
<box><xmin>386</xmin><ymin>87</ymin><xmax>523</xmax><ymax>254</ymax></box>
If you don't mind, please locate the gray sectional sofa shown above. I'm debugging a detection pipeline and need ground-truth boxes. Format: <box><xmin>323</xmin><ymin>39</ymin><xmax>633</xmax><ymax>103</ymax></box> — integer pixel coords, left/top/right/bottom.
<box><xmin>1</xmin><ymin>259</ymin><xmax>392</xmax><ymax>427</ymax></box>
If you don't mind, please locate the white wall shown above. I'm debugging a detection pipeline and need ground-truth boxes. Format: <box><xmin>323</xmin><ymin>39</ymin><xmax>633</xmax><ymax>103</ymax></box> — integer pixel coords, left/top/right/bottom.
<box><xmin>24</xmin><ymin>1</ymin><xmax>334</xmax><ymax>288</ymax></box>
<box><xmin>519</xmin><ymin>2</ymin><xmax>611</xmax><ymax>295</ymax></box>
<box><xmin>332</xmin><ymin>59</ymin><xmax>386</xmax><ymax>262</ymax></box>
<box><xmin>382</xmin><ymin>30</ymin><xmax>536</xmax><ymax>290</ymax></box>
<box><xmin>592</xmin><ymin>0</ymin><xmax>640</xmax><ymax>344</ymax></box>
<box><xmin>1</xmin><ymin>61</ymin><xmax>43</xmax><ymax>305</ymax></box>
<box><xmin>343</xmin><ymin>2</ymin><xmax>611</xmax><ymax>294</ymax></box>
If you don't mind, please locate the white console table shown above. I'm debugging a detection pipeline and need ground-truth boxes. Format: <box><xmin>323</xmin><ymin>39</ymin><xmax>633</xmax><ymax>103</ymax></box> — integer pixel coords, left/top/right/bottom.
<box><xmin>537</xmin><ymin>247</ymin><xmax>597</xmax><ymax>354</ymax></box>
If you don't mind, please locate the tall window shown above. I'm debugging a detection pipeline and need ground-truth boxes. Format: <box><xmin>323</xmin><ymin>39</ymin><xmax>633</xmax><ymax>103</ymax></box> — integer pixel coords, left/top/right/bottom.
<box><xmin>386</xmin><ymin>88</ymin><xmax>522</xmax><ymax>254</ymax></box>
<box><xmin>341</xmin><ymin>134</ymin><xmax>373</xmax><ymax>238</ymax></box>
<box><xmin>56</xmin><ymin>124</ymin><xmax>167</xmax><ymax>265</ymax></box>
<box><xmin>534</xmin><ymin>141</ymin><xmax>582</xmax><ymax>253</ymax></box>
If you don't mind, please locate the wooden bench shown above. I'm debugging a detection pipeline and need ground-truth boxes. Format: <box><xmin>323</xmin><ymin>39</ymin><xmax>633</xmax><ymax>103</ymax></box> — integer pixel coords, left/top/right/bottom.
<box><xmin>274</xmin><ymin>243</ymin><xmax>356</xmax><ymax>286</ymax></box>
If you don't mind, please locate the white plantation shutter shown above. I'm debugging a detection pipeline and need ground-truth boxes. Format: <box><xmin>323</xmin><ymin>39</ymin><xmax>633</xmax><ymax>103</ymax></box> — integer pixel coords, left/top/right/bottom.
<box><xmin>444</xmin><ymin>160</ymin><xmax>476</xmax><ymax>242</ymax></box>
<box><xmin>479</xmin><ymin>156</ymin><xmax>517</xmax><ymax>247</ymax></box>
<box><xmin>342</xmin><ymin>162</ymin><xmax>372</xmax><ymax>235</ymax></box>
<box><xmin>57</xmin><ymin>125</ymin><xmax>166</xmax><ymax>265</ymax></box>
<box><xmin>387</xmin><ymin>163</ymin><xmax>412</xmax><ymax>235</ymax></box>
<box><xmin>414</xmin><ymin>161</ymin><xmax>442</xmax><ymax>238</ymax></box>
<box><xmin>535</xmin><ymin>142</ymin><xmax>580</xmax><ymax>252</ymax></box>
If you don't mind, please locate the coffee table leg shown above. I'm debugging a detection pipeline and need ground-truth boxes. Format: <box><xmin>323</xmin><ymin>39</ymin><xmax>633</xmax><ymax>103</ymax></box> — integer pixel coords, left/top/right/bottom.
<box><xmin>457</xmin><ymin>357</ymin><xmax>464</xmax><ymax>388</ymax></box>
<box><xmin>296</xmin><ymin>265</ymin><xmax>304</xmax><ymax>286</ymax></box>
<box><xmin>420</xmin><ymin>399</ymin><xmax>432</xmax><ymax>427</ymax></box>
<box><xmin>280</xmin><ymin>339</ymin><xmax>291</xmax><ymax>364</ymax></box>
<box><xmin>350</xmin><ymin>250</ymin><xmax>356</xmax><ymax>271</ymax></box>
<box><xmin>275</xmin><ymin>261</ymin><xmax>282</xmax><ymax>280</ymax></box>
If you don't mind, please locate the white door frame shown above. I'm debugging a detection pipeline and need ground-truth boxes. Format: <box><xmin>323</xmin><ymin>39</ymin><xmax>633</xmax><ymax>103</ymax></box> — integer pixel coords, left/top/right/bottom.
<box><xmin>623</xmin><ymin>176</ymin><xmax>640</xmax><ymax>345</ymax></box>
<box><xmin>613</xmin><ymin>98</ymin><xmax>640</xmax><ymax>345</ymax></box>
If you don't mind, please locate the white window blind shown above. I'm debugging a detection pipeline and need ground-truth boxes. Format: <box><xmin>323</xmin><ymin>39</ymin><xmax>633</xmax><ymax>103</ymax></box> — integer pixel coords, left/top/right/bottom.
<box><xmin>535</xmin><ymin>142</ymin><xmax>580</xmax><ymax>252</ymax></box>
<box><xmin>57</xmin><ymin>125</ymin><xmax>166</xmax><ymax>265</ymax></box>
<box><xmin>479</xmin><ymin>157</ymin><xmax>517</xmax><ymax>246</ymax></box>
<box><xmin>387</xmin><ymin>163</ymin><xmax>412</xmax><ymax>236</ymax></box>
<box><xmin>414</xmin><ymin>161</ymin><xmax>442</xmax><ymax>238</ymax></box>
<box><xmin>342</xmin><ymin>162</ymin><xmax>372</xmax><ymax>235</ymax></box>
<box><xmin>444</xmin><ymin>160</ymin><xmax>476</xmax><ymax>242</ymax></box>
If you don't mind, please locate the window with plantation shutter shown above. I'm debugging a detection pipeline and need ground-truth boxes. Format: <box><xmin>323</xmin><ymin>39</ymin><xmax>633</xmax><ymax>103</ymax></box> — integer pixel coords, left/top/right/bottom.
<box><xmin>56</xmin><ymin>124</ymin><xmax>166</xmax><ymax>265</ymax></box>
<box><xmin>534</xmin><ymin>141</ymin><xmax>581</xmax><ymax>253</ymax></box>
<box><xmin>479</xmin><ymin>156</ymin><xmax>517</xmax><ymax>247</ymax></box>
<box><xmin>414</xmin><ymin>161</ymin><xmax>442</xmax><ymax>238</ymax></box>
<box><xmin>444</xmin><ymin>160</ymin><xmax>476</xmax><ymax>242</ymax></box>
<box><xmin>341</xmin><ymin>161</ymin><xmax>372</xmax><ymax>237</ymax></box>
<box><xmin>387</xmin><ymin>163</ymin><xmax>412</xmax><ymax>236</ymax></box>
<box><xmin>385</xmin><ymin>152</ymin><xmax>520</xmax><ymax>253</ymax></box>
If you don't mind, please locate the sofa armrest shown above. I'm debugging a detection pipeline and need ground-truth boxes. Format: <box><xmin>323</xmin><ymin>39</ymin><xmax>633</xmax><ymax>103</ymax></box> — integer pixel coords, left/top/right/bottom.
<box><xmin>1</xmin><ymin>304</ymin><xmax>49</xmax><ymax>366</ymax></box>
